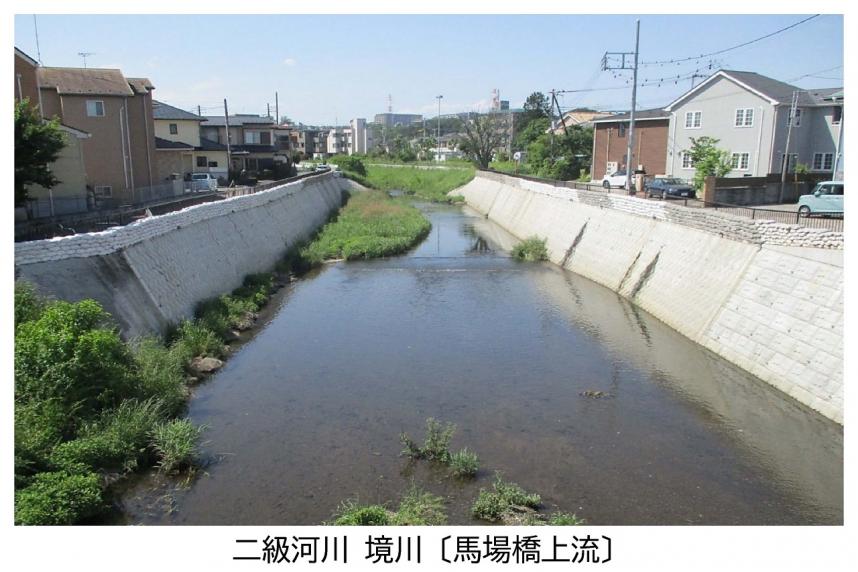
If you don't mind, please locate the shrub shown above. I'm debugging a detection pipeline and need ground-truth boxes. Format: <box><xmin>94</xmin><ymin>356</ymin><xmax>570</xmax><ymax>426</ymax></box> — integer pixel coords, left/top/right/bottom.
<box><xmin>472</xmin><ymin>473</ymin><xmax>542</xmax><ymax>522</ymax></box>
<box><xmin>330</xmin><ymin>500</ymin><xmax>391</xmax><ymax>525</ymax></box>
<box><xmin>511</xmin><ymin>236</ymin><xmax>548</xmax><ymax>262</ymax></box>
<box><xmin>400</xmin><ymin>418</ymin><xmax>455</xmax><ymax>463</ymax></box>
<box><xmin>14</xmin><ymin>399</ymin><xmax>69</xmax><ymax>482</ymax></box>
<box><xmin>15</xmin><ymin>299</ymin><xmax>135</xmax><ymax>416</ymax></box>
<box><xmin>150</xmin><ymin>418</ymin><xmax>205</xmax><ymax>473</ymax></box>
<box><xmin>547</xmin><ymin>512</ymin><xmax>585</xmax><ymax>525</ymax></box>
<box><xmin>449</xmin><ymin>448</ymin><xmax>479</xmax><ymax>478</ymax></box>
<box><xmin>334</xmin><ymin>155</ymin><xmax>367</xmax><ymax>176</ymax></box>
<box><xmin>171</xmin><ymin>320</ymin><xmax>223</xmax><ymax>362</ymax></box>
<box><xmin>15</xmin><ymin>470</ymin><xmax>104</xmax><ymax>525</ymax></box>
<box><xmin>50</xmin><ymin>398</ymin><xmax>166</xmax><ymax>474</ymax></box>
<box><xmin>131</xmin><ymin>337</ymin><xmax>187</xmax><ymax>416</ymax></box>
<box><xmin>15</xmin><ymin>281</ymin><xmax>45</xmax><ymax>327</ymax></box>
<box><xmin>391</xmin><ymin>484</ymin><xmax>447</xmax><ymax>525</ymax></box>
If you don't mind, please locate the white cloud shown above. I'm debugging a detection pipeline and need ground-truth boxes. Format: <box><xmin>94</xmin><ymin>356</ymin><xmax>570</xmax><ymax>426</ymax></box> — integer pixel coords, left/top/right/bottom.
<box><xmin>282</xmin><ymin>57</ymin><xmax>297</xmax><ymax>67</ymax></box>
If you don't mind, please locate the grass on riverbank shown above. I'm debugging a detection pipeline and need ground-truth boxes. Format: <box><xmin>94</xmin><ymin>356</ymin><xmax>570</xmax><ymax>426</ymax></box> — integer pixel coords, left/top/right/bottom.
<box><xmin>13</xmin><ymin>283</ymin><xmax>210</xmax><ymax>524</ymax></box>
<box><xmin>343</xmin><ymin>164</ymin><xmax>473</xmax><ymax>203</ymax></box>
<box><xmin>300</xmin><ymin>190</ymin><xmax>431</xmax><ymax>263</ymax></box>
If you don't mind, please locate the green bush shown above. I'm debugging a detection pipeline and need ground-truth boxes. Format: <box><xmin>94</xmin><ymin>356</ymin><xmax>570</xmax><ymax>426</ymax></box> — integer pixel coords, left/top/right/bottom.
<box><xmin>150</xmin><ymin>418</ymin><xmax>205</xmax><ymax>473</ymax></box>
<box><xmin>15</xmin><ymin>299</ymin><xmax>135</xmax><ymax>416</ymax></box>
<box><xmin>472</xmin><ymin>473</ymin><xmax>542</xmax><ymax>522</ymax></box>
<box><xmin>171</xmin><ymin>320</ymin><xmax>223</xmax><ymax>362</ymax></box>
<box><xmin>330</xmin><ymin>500</ymin><xmax>391</xmax><ymax>525</ymax></box>
<box><xmin>50</xmin><ymin>399</ymin><xmax>165</xmax><ymax>474</ymax></box>
<box><xmin>511</xmin><ymin>236</ymin><xmax>548</xmax><ymax>262</ymax></box>
<box><xmin>400</xmin><ymin>417</ymin><xmax>456</xmax><ymax>463</ymax></box>
<box><xmin>333</xmin><ymin>155</ymin><xmax>367</xmax><ymax>176</ymax></box>
<box><xmin>449</xmin><ymin>448</ymin><xmax>479</xmax><ymax>478</ymax></box>
<box><xmin>547</xmin><ymin>512</ymin><xmax>585</xmax><ymax>525</ymax></box>
<box><xmin>391</xmin><ymin>485</ymin><xmax>447</xmax><ymax>525</ymax></box>
<box><xmin>15</xmin><ymin>281</ymin><xmax>45</xmax><ymax>327</ymax></box>
<box><xmin>14</xmin><ymin>399</ymin><xmax>68</xmax><ymax>483</ymax></box>
<box><xmin>15</xmin><ymin>471</ymin><xmax>104</xmax><ymax>525</ymax></box>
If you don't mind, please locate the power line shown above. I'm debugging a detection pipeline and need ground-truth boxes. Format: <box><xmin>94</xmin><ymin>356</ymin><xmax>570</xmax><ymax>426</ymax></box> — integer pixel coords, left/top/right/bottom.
<box><xmin>640</xmin><ymin>14</ymin><xmax>820</xmax><ymax>66</ymax></box>
<box><xmin>786</xmin><ymin>65</ymin><xmax>843</xmax><ymax>82</ymax></box>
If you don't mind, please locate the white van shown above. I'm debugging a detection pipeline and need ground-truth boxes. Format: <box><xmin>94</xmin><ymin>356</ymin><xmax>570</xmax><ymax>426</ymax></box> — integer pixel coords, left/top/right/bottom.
<box><xmin>188</xmin><ymin>173</ymin><xmax>219</xmax><ymax>193</ymax></box>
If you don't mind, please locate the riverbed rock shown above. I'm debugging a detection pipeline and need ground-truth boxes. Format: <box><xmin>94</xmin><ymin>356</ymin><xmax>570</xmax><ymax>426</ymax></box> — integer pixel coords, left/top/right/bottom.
<box><xmin>223</xmin><ymin>329</ymin><xmax>241</xmax><ymax>342</ymax></box>
<box><xmin>500</xmin><ymin>505</ymin><xmax>542</xmax><ymax>526</ymax></box>
<box><xmin>190</xmin><ymin>356</ymin><xmax>224</xmax><ymax>375</ymax></box>
<box><xmin>234</xmin><ymin>312</ymin><xmax>257</xmax><ymax>331</ymax></box>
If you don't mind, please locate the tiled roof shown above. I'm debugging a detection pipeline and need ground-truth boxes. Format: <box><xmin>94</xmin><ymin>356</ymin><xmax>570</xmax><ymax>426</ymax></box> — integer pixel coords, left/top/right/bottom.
<box><xmin>38</xmin><ymin>67</ymin><xmax>135</xmax><ymax>96</ymax></box>
<box><xmin>591</xmin><ymin>108</ymin><xmax>669</xmax><ymax>123</ymax></box>
<box><xmin>196</xmin><ymin>138</ymin><xmax>228</xmax><ymax>151</ymax></box>
<box><xmin>126</xmin><ymin>77</ymin><xmax>154</xmax><ymax>94</ymax></box>
<box><xmin>202</xmin><ymin>114</ymin><xmax>275</xmax><ymax>127</ymax></box>
<box><xmin>153</xmin><ymin>100</ymin><xmax>203</xmax><ymax>121</ymax></box>
<box><xmin>155</xmin><ymin>137</ymin><xmax>194</xmax><ymax>150</ymax></box>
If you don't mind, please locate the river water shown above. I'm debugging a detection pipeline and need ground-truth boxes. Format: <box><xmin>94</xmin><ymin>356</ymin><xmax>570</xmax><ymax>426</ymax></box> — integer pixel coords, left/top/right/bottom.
<box><xmin>120</xmin><ymin>202</ymin><xmax>842</xmax><ymax>525</ymax></box>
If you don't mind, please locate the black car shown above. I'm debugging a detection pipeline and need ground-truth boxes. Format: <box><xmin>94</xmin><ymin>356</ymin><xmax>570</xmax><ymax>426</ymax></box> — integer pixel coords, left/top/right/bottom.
<box><xmin>645</xmin><ymin>178</ymin><xmax>696</xmax><ymax>199</ymax></box>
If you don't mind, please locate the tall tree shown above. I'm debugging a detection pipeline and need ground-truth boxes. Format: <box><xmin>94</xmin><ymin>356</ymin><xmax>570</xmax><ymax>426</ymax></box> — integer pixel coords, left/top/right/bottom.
<box><xmin>522</xmin><ymin>92</ymin><xmax>551</xmax><ymax>119</ymax></box>
<box><xmin>15</xmin><ymin>99</ymin><xmax>66</xmax><ymax>207</ymax></box>
<box><xmin>458</xmin><ymin>113</ymin><xmax>509</xmax><ymax>169</ymax></box>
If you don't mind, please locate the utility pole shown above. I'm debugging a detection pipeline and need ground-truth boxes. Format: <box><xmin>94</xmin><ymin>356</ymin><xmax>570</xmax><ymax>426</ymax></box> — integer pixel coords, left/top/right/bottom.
<box><xmin>267</xmin><ymin>103</ymin><xmax>271</xmax><ymax>119</ymax></box>
<box><xmin>779</xmin><ymin>90</ymin><xmax>799</xmax><ymax>202</ymax></box>
<box><xmin>224</xmin><ymin>98</ymin><xmax>232</xmax><ymax>181</ymax></box>
<box><xmin>832</xmin><ymin>99</ymin><xmax>844</xmax><ymax>179</ymax></box>
<box><xmin>197</xmin><ymin>105</ymin><xmax>202</xmax><ymax>117</ymax></box>
<box><xmin>275</xmin><ymin>91</ymin><xmax>279</xmax><ymax>124</ymax></box>
<box><xmin>436</xmin><ymin>95</ymin><xmax>443</xmax><ymax>162</ymax></box>
<box><xmin>601</xmin><ymin>18</ymin><xmax>640</xmax><ymax>194</ymax></box>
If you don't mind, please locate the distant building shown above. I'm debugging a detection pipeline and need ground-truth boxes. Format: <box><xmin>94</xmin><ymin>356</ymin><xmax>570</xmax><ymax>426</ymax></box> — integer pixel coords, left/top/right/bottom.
<box><xmin>374</xmin><ymin>112</ymin><xmax>423</xmax><ymax>127</ymax></box>
<box><xmin>152</xmin><ymin>100</ymin><xmax>228</xmax><ymax>184</ymax></box>
<box><xmin>349</xmin><ymin>118</ymin><xmax>375</xmax><ymax>155</ymax></box>
<box><xmin>549</xmin><ymin>109</ymin><xmax>616</xmax><ymax>134</ymax></box>
<box><xmin>201</xmin><ymin>114</ymin><xmax>276</xmax><ymax>174</ymax></box>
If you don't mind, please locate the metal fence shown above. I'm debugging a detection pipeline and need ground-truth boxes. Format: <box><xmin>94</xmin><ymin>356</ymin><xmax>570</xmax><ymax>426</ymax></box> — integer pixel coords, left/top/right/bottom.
<box><xmin>703</xmin><ymin>202</ymin><xmax>844</xmax><ymax>232</ymax></box>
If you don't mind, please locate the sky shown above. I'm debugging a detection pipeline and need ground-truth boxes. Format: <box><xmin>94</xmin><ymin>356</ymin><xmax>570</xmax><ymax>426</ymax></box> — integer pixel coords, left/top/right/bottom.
<box><xmin>13</xmin><ymin>13</ymin><xmax>844</xmax><ymax>125</ymax></box>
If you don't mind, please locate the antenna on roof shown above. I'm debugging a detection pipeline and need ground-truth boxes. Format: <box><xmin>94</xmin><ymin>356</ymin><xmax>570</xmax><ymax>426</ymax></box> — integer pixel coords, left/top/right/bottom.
<box><xmin>77</xmin><ymin>52</ymin><xmax>95</xmax><ymax>69</ymax></box>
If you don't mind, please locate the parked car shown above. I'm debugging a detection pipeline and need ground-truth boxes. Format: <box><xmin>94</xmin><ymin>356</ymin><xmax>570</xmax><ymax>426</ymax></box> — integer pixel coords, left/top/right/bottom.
<box><xmin>187</xmin><ymin>172</ymin><xmax>218</xmax><ymax>192</ymax></box>
<box><xmin>601</xmin><ymin>170</ymin><xmax>628</xmax><ymax>189</ymax></box>
<box><xmin>797</xmin><ymin>181</ymin><xmax>844</xmax><ymax>217</ymax></box>
<box><xmin>645</xmin><ymin>177</ymin><xmax>696</xmax><ymax>199</ymax></box>
<box><xmin>315</xmin><ymin>164</ymin><xmax>331</xmax><ymax>172</ymax></box>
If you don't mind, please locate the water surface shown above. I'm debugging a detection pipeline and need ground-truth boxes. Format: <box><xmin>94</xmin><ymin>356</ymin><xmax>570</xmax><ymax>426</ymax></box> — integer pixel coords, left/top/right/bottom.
<box><xmin>121</xmin><ymin>202</ymin><xmax>842</xmax><ymax>525</ymax></box>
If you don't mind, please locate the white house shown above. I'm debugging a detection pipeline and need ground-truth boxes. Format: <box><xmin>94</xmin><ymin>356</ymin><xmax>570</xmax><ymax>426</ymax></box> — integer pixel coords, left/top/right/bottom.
<box><xmin>664</xmin><ymin>70</ymin><xmax>843</xmax><ymax>179</ymax></box>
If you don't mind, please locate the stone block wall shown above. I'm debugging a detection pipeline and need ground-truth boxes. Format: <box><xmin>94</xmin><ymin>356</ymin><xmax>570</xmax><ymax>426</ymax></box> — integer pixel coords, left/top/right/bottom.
<box><xmin>459</xmin><ymin>171</ymin><xmax>844</xmax><ymax>423</ymax></box>
<box><xmin>15</xmin><ymin>173</ymin><xmax>346</xmax><ymax>338</ymax></box>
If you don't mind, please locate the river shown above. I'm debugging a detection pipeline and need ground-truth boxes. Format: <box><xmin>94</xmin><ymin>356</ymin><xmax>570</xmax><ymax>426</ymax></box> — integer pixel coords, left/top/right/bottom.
<box><xmin>119</xmin><ymin>201</ymin><xmax>842</xmax><ymax>525</ymax></box>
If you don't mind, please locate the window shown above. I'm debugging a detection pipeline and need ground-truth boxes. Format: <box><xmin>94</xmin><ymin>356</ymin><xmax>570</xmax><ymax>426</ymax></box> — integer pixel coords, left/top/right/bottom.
<box><xmin>681</xmin><ymin>152</ymin><xmax>695</xmax><ymax>169</ymax></box>
<box><xmin>244</xmin><ymin>131</ymin><xmax>261</xmax><ymax>144</ymax></box>
<box><xmin>196</xmin><ymin>156</ymin><xmax>208</xmax><ymax>168</ymax></box>
<box><xmin>833</xmin><ymin>106</ymin><xmax>842</xmax><ymax>125</ymax></box>
<box><xmin>812</xmin><ymin>152</ymin><xmax>834</xmax><ymax>171</ymax></box>
<box><xmin>790</xmin><ymin>108</ymin><xmax>802</xmax><ymax>127</ymax></box>
<box><xmin>735</xmin><ymin>108</ymin><xmax>754</xmax><ymax>127</ymax></box>
<box><xmin>618</xmin><ymin>123</ymin><xmax>626</xmax><ymax>137</ymax></box>
<box><xmin>86</xmin><ymin>100</ymin><xmax>105</xmax><ymax>117</ymax></box>
<box><xmin>684</xmin><ymin>111</ymin><xmax>702</xmax><ymax>129</ymax></box>
<box><xmin>93</xmin><ymin>185</ymin><xmax>112</xmax><ymax>197</ymax></box>
<box><xmin>169</xmin><ymin>123</ymin><xmax>178</xmax><ymax>135</ymax></box>
<box><xmin>730</xmin><ymin>152</ymin><xmax>750</xmax><ymax>170</ymax></box>
<box><xmin>208</xmin><ymin>161</ymin><xmax>218</xmax><ymax>168</ymax></box>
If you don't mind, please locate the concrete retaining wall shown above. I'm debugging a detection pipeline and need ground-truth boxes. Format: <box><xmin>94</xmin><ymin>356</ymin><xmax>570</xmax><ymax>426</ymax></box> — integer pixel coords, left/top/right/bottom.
<box><xmin>15</xmin><ymin>173</ymin><xmax>346</xmax><ymax>338</ymax></box>
<box><xmin>457</xmin><ymin>171</ymin><xmax>843</xmax><ymax>423</ymax></box>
